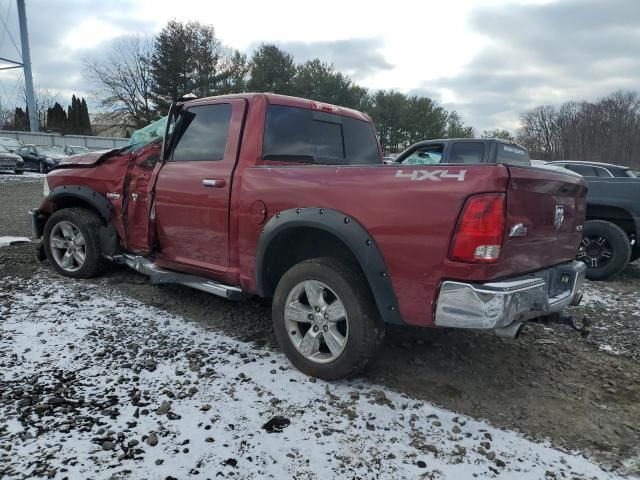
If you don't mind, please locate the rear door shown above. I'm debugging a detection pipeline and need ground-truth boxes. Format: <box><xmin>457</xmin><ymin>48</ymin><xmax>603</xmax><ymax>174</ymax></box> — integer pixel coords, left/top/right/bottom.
<box><xmin>501</xmin><ymin>166</ymin><xmax>587</xmax><ymax>272</ymax></box>
<box><xmin>153</xmin><ymin>99</ymin><xmax>246</xmax><ymax>274</ymax></box>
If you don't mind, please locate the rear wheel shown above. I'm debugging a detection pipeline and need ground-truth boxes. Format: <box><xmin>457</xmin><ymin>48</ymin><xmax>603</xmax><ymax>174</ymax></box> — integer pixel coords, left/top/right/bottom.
<box><xmin>272</xmin><ymin>257</ymin><xmax>384</xmax><ymax>380</ymax></box>
<box><xmin>43</xmin><ymin>208</ymin><xmax>106</xmax><ymax>278</ymax></box>
<box><xmin>578</xmin><ymin>220</ymin><xmax>631</xmax><ymax>280</ymax></box>
<box><xmin>14</xmin><ymin>169</ymin><xmax>23</xmax><ymax>175</ymax></box>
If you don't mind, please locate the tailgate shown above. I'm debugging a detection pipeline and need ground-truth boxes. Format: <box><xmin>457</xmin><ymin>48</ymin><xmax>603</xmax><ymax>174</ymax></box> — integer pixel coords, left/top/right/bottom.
<box><xmin>500</xmin><ymin>165</ymin><xmax>587</xmax><ymax>273</ymax></box>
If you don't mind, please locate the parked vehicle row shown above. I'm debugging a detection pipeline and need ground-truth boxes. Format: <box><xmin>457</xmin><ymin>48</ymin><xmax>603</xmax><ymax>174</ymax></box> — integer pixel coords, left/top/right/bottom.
<box><xmin>29</xmin><ymin>93</ymin><xmax>588</xmax><ymax>380</ymax></box>
<box><xmin>0</xmin><ymin>137</ymin><xmax>93</xmax><ymax>174</ymax></box>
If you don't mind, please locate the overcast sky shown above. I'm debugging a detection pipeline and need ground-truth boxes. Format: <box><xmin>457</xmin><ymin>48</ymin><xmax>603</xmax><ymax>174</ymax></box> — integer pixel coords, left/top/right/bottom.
<box><xmin>0</xmin><ymin>0</ymin><xmax>638</xmax><ymax>132</ymax></box>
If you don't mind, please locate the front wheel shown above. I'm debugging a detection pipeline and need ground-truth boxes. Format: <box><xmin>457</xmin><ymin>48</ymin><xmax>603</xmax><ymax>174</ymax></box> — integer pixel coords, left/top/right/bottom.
<box><xmin>272</xmin><ymin>257</ymin><xmax>385</xmax><ymax>380</ymax></box>
<box><xmin>43</xmin><ymin>208</ymin><xmax>106</xmax><ymax>278</ymax></box>
<box><xmin>578</xmin><ymin>220</ymin><xmax>631</xmax><ymax>280</ymax></box>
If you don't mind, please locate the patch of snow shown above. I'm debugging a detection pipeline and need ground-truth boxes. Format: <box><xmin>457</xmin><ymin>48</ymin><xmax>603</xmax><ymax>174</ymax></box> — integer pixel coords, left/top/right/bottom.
<box><xmin>0</xmin><ymin>236</ymin><xmax>31</xmax><ymax>247</ymax></box>
<box><xmin>0</xmin><ymin>172</ymin><xmax>45</xmax><ymax>184</ymax></box>
<box><xmin>598</xmin><ymin>344</ymin><xmax>621</xmax><ymax>355</ymax></box>
<box><xmin>0</xmin><ymin>275</ymin><xmax>625</xmax><ymax>479</ymax></box>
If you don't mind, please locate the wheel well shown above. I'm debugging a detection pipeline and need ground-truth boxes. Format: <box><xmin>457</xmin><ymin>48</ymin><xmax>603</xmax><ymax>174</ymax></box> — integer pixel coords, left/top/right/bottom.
<box><xmin>260</xmin><ymin>227</ymin><xmax>362</xmax><ymax>297</ymax></box>
<box><xmin>586</xmin><ymin>205</ymin><xmax>636</xmax><ymax>238</ymax></box>
<box><xmin>50</xmin><ymin>196</ymin><xmax>105</xmax><ymax>224</ymax></box>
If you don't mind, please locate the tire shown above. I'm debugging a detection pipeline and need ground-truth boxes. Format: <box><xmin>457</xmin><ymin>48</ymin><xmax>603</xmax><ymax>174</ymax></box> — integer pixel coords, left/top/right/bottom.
<box><xmin>43</xmin><ymin>208</ymin><xmax>106</xmax><ymax>278</ymax></box>
<box><xmin>272</xmin><ymin>257</ymin><xmax>385</xmax><ymax>380</ymax></box>
<box><xmin>14</xmin><ymin>169</ymin><xmax>23</xmax><ymax>175</ymax></box>
<box><xmin>578</xmin><ymin>220</ymin><xmax>631</xmax><ymax>281</ymax></box>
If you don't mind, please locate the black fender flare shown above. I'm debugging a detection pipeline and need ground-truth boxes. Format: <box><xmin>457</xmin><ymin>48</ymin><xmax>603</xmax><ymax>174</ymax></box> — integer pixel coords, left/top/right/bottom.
<box><xmin>255</xmin><ymin>207</ymin><xmax>403</xmax><ymax>325</ymax></box>
<box><xmin>46</xmin><ymin>185</ymin><xmax>120</xmax><ymax>256</ymax></box>
<box><xmin>48</xmin><ymin>185</ymin><xmax>115</xmax><ymax>222</ymax></box>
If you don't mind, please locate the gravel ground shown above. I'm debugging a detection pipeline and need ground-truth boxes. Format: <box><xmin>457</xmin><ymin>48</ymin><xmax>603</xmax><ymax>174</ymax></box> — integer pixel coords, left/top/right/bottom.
<box><xmin>1</xmin><ymin>176</ymin><xmax>639</xmax><ymax>478</ymax></box>
<box><xmin>2</xmin><ymin>271</ymin><xmax>628</xmax><ymax>480</ymax></box>
<box><xmin>0</xmin><ymin>172</ymin><xmax>45</xmax><ymax>237</ymax></box>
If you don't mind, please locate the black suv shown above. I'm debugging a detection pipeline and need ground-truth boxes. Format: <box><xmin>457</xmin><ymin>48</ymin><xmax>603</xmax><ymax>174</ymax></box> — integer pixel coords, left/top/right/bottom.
<box><xmin>547</xmin><ymin>160</ymin><xmax>640</xmax><ymax>280</ymax></box>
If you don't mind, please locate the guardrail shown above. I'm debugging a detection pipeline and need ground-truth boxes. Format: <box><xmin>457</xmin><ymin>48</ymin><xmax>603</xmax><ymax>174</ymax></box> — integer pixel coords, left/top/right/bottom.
<box><xmin>0</xmin><ymin>130</ymin><xmax>129</xmax><ymax>151</ymax></box>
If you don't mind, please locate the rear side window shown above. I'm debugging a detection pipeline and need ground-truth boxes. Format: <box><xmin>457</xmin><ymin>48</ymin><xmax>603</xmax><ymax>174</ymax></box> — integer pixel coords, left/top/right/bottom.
<box><xmin>263</xmin><ymin>105</ymin><xmax>380</xmax><ymax>165</ymax></box>
<box><xmin>496</xmin><ymin>144</ymin><xmax>530</xmax><ymax>165</ymax></box>
<box><xmin>564</xmin><ymin>164</ymin><xmax>598</xmax><ymax>177</ymax></box>
<box><xmin>595</xmin><ymin>167</ymin><xmax>613</xmax><ymax>177</ymax></box>
<box><xmin>171</xmin><ymin>104</ymin><xmax>232</xmax><ymax>162</ymax></box>
<box><xmin>449</xmin><ymin>142</ymin><xmax>485</xmax><ymax>164</ymax></box>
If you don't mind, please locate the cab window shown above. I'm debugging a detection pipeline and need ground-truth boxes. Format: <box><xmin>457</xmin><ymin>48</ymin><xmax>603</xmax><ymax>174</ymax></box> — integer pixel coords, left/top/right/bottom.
<box><xmin>399</xmin><ymin>145</ymin><xmax>444</xmax><ymax>165</ymax></box>
<box><xmin>449</xmin><ymin>142</ymin><xmax>485</xmax><ymax>164</ymax></box>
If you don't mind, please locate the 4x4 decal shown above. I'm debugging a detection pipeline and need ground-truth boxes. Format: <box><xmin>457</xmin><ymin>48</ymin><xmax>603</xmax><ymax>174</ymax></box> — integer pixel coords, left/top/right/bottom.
<box><xmin>395</xmin><ymin>169</ymin><xmax>467</xmax><ymax>182</ymax></box>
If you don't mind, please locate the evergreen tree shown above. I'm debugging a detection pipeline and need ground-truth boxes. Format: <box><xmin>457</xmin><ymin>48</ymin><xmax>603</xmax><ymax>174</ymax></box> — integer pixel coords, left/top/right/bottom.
<box><xmin>150</xmin><ymin>21</ymin><xmax>224</xmax><ymax>115</ymax></box>
<box><xmin>247</xmin><ymin>44</ymin><xmax>296</xmax><ymax>94</ymax></box>
<box><xmin>46</xmin><ymin>102</ymin><xmax>67</xmax><ymax>132</ymax></box>
<box><xmin>80</xmin><ymin>98</ymin><xmax>92</xmax><ymax>134</ymax></box>
<box><xmin>13</xmin><ymin>107</ymin><xmax>29</xmax><ymax>131</ymax></box>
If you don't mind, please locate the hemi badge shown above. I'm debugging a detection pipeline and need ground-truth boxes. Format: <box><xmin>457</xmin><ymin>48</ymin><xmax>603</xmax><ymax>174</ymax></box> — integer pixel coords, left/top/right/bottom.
<box><xmin>106</xmin><ymin>192</ymin><xmax>121</xmax><ymax>200</ymax></box>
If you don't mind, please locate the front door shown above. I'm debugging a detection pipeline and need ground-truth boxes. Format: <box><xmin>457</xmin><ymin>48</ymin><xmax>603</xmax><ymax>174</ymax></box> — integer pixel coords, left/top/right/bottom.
<box><xmin>153</xmin><ymin>99</ymin><xmax>245</xmax><ymax>275</ymax></box>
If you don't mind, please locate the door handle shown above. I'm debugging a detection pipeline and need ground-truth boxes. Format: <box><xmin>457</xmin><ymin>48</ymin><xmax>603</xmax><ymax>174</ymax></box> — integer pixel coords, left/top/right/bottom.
<box><xmin>202</xmin><ymin>178</ymin><xmax>226</xmax><ymax>188</ymax></box>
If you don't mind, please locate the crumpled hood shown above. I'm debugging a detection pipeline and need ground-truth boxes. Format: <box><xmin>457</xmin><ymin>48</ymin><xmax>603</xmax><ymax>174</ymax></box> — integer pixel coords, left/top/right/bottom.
<box><xmin>56</xmin><ymin>149</ymin><xmax>119</xmax><ymax>168</ymax></box>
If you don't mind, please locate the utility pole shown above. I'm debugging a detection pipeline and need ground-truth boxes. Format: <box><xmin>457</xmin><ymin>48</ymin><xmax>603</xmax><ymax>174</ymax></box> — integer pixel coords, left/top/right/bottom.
<box><xmin>16</xmin><ymin>0</ymin><xmax>37</xmax><ymax>132</ymax></box>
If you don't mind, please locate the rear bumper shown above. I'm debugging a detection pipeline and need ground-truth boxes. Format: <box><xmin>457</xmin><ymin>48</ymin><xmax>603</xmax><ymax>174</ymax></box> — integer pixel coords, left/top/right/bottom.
<box><xmin>434</xmin><ymin>261</ymin><xmax>586</xmax><ymax>332</ymax></box>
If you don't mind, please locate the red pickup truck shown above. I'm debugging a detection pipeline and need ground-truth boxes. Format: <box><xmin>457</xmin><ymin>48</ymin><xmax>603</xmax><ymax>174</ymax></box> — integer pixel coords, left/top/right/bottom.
<box><xmin>30</xmin><ymin>93</ymin><xmax>588</xmax><ymax>380</ymax></box>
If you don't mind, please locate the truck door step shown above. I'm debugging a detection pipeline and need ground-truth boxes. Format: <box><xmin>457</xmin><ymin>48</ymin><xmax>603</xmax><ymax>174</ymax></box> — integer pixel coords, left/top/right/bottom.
<box><xmin>119</xmin><ymin>254</ymin><xmax>245</xmax><ymax>300</ymax></box>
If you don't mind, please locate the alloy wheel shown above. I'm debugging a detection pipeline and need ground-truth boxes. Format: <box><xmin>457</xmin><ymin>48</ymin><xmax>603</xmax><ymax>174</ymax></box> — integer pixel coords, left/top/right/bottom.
<box><xmin>49</xmin><ymin>220</ymin><xmax>86</xmax><ymax>272</ymax></box>
<box><xmin>284</xmin><ymin>280</ymin><xmax>349</xmax><ymax>364</ymax></box>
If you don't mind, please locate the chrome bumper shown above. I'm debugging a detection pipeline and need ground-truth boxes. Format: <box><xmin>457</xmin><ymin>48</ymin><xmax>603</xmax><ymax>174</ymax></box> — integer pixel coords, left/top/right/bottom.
<box><xmin>434</xmin><ymin>261</ymin><xmax>586</xmax><ymax>331</ymax></box>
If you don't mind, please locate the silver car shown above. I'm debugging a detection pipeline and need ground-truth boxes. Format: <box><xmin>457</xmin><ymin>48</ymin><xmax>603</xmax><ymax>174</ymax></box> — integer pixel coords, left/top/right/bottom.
<box><xmin>0</xmin><ymin>144</ymin><xmax>24</xmax><ymax>174</ymax></box>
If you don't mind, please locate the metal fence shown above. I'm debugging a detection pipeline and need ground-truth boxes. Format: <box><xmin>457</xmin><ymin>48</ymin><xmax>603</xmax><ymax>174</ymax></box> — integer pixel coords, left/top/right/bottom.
<box><xmin>0</xmin><ymin>130</ymin><xmax>128</xmax><ymax>151</ymax></box>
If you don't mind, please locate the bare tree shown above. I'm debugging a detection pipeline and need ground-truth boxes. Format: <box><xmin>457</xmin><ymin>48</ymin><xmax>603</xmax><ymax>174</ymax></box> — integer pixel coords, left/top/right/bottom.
<box><xmin>84</xmin><ymin>35</ymin><xmax>156</xmax><ymax>135</ymax></box>
<box><xmin>518</xmin><ymin>91</ymin><xmax>640</xmax><ymax>168</ymax></box>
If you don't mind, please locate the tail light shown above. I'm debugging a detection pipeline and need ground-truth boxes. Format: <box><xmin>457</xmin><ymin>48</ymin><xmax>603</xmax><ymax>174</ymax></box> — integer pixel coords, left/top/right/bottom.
<box><xmin>450</xmin><ymin>193</ymin><xmax>506</xmax><ymax>263</ymax></box>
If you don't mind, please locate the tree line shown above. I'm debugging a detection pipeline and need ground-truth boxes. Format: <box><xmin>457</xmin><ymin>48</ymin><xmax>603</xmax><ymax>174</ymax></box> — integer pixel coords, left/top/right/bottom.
<box><xmin>517</xmin><ymin>91</ymin><xmax>640</xmax><ymax>168</ymax></box>
<box><xmin>85</xmin><ymin>20</ymin><xmax>474</xmax><ymax>150</ymax></box>
<box><xmin>2</xmin><ymin>93</ymin><xmax>92</xmax><ymax>134</ymax></box>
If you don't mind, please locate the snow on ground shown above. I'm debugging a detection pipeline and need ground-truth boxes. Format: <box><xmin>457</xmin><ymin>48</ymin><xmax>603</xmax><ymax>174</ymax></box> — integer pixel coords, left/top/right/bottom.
<box><xmin>0</xmin><ymin>172</ymin><xmax>45</xmax><ymax>184</ymax></box>
<box><xmin>0</xmin><ymin>236</ymin><xmax>31</xmax><ymax>247</ymax></box>
<box><xmin>0</xmin><ymin>274</ymin><xmax>626</xmax><ymax>480</ymax></box>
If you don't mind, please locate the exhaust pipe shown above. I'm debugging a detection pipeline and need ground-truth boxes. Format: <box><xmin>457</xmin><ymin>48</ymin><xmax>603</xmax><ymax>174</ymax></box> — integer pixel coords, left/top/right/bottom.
<box><xmin>493</xmin><ymin>322</ymin><xmax>524</xmax><ymax>339</ymax></box>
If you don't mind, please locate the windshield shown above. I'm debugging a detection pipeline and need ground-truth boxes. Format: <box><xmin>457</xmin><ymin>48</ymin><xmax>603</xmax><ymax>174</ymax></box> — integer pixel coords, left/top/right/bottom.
<box><xmin>70</xmin><ymin>146</ymin><xmax>89</xmax><ymax>154</ymax></box>
<box><xmin>37</xmin><ymin>146</ymin><xmax>66</xmax><ymax>156</ymax></box>
<box><xmin>626</xmin><ymin>170</ymin><xmax>638</xmax><ymax>178</ymax></box>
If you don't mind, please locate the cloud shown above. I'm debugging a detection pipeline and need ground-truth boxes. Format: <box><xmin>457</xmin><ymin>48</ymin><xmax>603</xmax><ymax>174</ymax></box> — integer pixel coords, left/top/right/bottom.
<box><xmin>274</xmin><ymin>37</ymin><xmax>393</xmax><ymax>81</ymax></box>
<box><xmin>0</xmin><ymin>0</ymin><xmax>157</xmax><ymax>107</ymax></box>
<box><xmin>419</xmin><ymin>0</ymin><xmax>640</xmax><ymax>132</ymax></box>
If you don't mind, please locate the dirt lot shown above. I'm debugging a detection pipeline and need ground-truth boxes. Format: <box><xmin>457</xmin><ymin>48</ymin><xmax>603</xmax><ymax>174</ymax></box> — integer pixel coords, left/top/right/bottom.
<box><xmin>1</xmin><ymin>174</ymin><xmax>639</xmax><ymax>477</ymax></box>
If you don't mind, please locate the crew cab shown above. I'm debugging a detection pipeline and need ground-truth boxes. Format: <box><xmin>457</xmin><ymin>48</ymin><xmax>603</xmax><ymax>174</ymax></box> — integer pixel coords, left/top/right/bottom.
<box><xmin>30</xmin><ymin>93</ymin><xmax>588</xmax><ymax>380</ymax></box>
